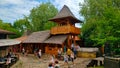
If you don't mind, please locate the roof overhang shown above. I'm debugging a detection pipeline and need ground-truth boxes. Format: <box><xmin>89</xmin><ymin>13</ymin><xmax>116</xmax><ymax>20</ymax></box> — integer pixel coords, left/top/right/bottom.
<box><xmin>49</xmin><ymin>16</ymin><xmax>82</xmax><ymax>24</ymax></box>
<box><xmin>0</xmin><ymin>39</ymin><xmax>21</xmax><ymax>47</ymax></box>
<box><xmin>44</xmin><ymin>35</ymin><xmax>68</xmax><ymax>44</ymax></box>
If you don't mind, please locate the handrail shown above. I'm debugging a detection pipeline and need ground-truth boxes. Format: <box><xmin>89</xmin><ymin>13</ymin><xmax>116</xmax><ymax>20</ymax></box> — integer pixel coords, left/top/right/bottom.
<box><xmin>50</xmin><ymin>25</ymin><xmax>80</xmax><ymax>35</ymax></box>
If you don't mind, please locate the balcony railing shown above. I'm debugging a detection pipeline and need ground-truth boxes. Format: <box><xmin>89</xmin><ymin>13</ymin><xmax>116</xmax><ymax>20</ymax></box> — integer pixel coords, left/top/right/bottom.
<box><xmin>50</xmin><ymin>25</ymin><xmax>80</xmax><ymax>35</ymax></box>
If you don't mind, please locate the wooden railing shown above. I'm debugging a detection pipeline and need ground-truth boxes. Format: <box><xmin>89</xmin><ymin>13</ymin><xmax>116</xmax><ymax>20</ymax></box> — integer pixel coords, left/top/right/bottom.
<box><xmin>50</xmin><ymin>25</ymin><xmax>80</xmax><ymax>35</ymax></box>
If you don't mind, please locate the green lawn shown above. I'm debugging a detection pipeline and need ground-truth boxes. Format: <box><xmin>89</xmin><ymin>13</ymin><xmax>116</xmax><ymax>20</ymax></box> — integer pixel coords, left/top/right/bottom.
<box><xmin>88</xmin><ymin>66</ymin><xmax>104</xmax><ymax>68</ymax></box>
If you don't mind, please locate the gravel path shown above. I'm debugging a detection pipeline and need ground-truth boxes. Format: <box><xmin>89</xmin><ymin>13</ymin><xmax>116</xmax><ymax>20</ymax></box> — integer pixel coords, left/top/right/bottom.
<box><xmin>11</xmin><ymin>54</ymin><xmax>91</xmax><ymax>68</ymax></box>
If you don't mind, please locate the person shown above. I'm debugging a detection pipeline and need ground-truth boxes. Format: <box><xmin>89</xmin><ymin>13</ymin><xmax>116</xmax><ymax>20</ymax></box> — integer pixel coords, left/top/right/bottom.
<box><xmin>49</xmin><ymin>55</ymin><xmax>55</xmax><ymax>67</ymax></box>
<box><xmin>34</xmin><ymin>48</ymin><xmax>38</xmax><ymax>56</ymax></box>
<box><xmin>73</xmin><ymin>45</ymin><xmax>77</xmax><ymax>58</ymax></box>
<box><xmin>7</xmin><ymin>49</ymin><xmax>12</xmax><ymax>57</ymax></box>
<box><xmin>38</xmin><ymin>49</ymin><xmax>42</xmax><ymax>59</ymax></box>
<box><xmin>6</xmin><ymin>56</ymin><xmax>12</xmax><ymax>65</ymax></box>
<box><xmin>22</xmin><ymin>47</ymin><xmax>25</xmax><ymax>56</ymax></box>
<box><xmin>71</xmin><ymin>42</ymin><xmax>74</xmax><ymax>52</ymax></box>
<box><xmin>13</xmin><ymin>47</ymin><xmax>17</xmax><ymax>54</ymax></box>
<box><xmin>70</xmin><ymin>52</ymin><xmax>74</xmax><ymax>64</ymax></box>
<box><xmin>26</xmin><ymin>49</ymin><xmax>29</xmax><ymax>56</ymax></box>
<box><xmin>57</xmin><ymin>48</ymin><xmax>62</xmax><ymax>59</ymax></box>
<box><xmin>66</xmin><ymin>49</ymin><xmax>72</xmax><ymax>61</ymax></box>
<box><xmin>64</xmin><ymin>45</ymin><xmax>67</xmax><ymax>53</ymax></box>
<box><xmin>54</xmin><ymin>60</ymin><xmax>60</xmax><ymax>68</ymax></box>
<box><xmin>64</xmin><ymin>53</ymin><xmax>68</xmax><ymax>65</ymax></box>
<box><xmin>48</xmin><ymin>63</ymin><xmax>54</xmax><ymax>68</ymax></box>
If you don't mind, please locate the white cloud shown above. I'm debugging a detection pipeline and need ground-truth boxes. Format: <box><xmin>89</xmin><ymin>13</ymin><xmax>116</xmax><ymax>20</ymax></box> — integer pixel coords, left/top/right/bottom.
<box><xmin>0</xmin><ymin>0</ymin><xmax>84</xmax><ymax>24</ymax></box>
<box><xmin>0</xmin><ymin>0</ymin><xmax>40</xmax><ymax>23</ymax></box>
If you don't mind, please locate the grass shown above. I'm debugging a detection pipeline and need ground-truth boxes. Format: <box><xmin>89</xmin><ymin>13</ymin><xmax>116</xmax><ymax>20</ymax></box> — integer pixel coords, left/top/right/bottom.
<box><xmin>88</xmin><ymin>66</ymin><xmax>104</xmax><ymax>68</ymax></box>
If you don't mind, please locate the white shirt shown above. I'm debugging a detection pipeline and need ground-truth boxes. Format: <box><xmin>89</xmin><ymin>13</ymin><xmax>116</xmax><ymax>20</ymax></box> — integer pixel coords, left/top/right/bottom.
<box><xmin>38</xmin><ymin>51</ymin><xmax>41</xmax><ymax>56</ymax></box>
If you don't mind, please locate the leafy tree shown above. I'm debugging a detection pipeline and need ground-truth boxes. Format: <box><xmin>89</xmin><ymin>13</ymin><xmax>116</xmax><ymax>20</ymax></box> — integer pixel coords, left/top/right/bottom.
<box><xmin>13</xmin><ymin>16</ymin><xmax>31</xmax><ymax>35</ymax></box>
<box><xmin>80</xmin><ymin>0</ymin><xmax>120</xmax><ymax>50</ymax></box>
<box><xmin>29</xmin><ymin>2</ymin><xmax>58</xmax><ymax>31</ymax></box>
<box><xmin>0</xmin><ymin>19</ymin><xmax>20</xmax><ymax>38</ymax></box>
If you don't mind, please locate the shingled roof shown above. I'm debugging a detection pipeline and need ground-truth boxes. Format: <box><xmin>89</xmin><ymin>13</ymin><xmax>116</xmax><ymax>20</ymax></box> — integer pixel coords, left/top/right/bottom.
<box><xmin>16</xmin><ymin>36</ymin><xmax>28</xmax><ymax>42</ymax></box>
<box><xmin>0</xmin><ymin>29</ymin><xmax>15</xmax><ymax>34</ymax></box>
<box><xmin>0</xmin><ymin>39</ymin><xmax>21</xmax><ymax>47</ymax></box>
<box><xmin>49</xmin><ymin>5</ymin><xmax>82</xmax><ymax>23</ymax></box>
<box><xmin>44</xmin><ymin>35</ymin><xmax>68</xmax><ymax>44</ymax></box>
<box><xmin>23</xmin><ymin>30</ymin><xmax>50</xmax><ymax>43</ymax></box>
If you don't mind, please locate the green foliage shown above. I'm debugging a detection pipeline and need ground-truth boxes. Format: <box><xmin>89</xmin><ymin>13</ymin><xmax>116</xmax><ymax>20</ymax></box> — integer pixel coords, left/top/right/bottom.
<box><xmin>11</xmin><ymin>2</ymin><xmax>57</xmax><ymax>38</ymax></box>
<box><xmin>0</xmin><ymin>19</ymin><xmax>21</xmax><ymax>38</ymax></box>
<box><xmin>29</xmin><ymin>2</ymin><xmax>58</xmax><ymax>31</ymax></box>
<box><xmin>80</xmin><ymin>0</ymin><xmax>120</xmax><ymax>50</ymax></box>
<box><xmin>13</xmin><ymin>16</ymin><xmax>31</xmax><ymax>36</ymax></box>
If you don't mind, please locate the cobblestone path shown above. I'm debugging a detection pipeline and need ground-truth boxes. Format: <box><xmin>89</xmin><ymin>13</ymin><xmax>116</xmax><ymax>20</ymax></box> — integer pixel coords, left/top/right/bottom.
<box><xmin>11</xmin><ymin>54</ymin><xmax>91</xmax><ymax>68</ymax></box>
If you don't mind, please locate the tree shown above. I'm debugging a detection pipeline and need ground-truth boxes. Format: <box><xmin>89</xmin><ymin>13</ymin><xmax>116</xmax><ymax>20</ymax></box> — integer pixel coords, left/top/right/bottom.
<box><xmin>29</xmin><ymin>2</ymin><xmax>58</xmax><ymax>31</ymax></box>
<box><xmin>13</xmin><ymin>16</ymin><xmax>31</xmax><ymax>35</ymax></box>
<box><xmin>80</xmin><ymin>0</ymin><xmax>120</xmax><ymax>50</ymax></box>
<box><xmin>0</xmin><ymin>19</ymin><xmax>21</xmax><ymax>38</ymax></box>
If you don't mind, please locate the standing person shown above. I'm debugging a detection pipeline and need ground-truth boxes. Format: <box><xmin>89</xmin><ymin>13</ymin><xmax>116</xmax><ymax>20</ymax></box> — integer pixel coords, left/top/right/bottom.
<box><xmin>70</xmin><ymin>52</ymin><xmax>75</xmax><ymax>65</ymax></box>
<box><xmin>13</xmin><ymin>47</ymin><xmax>17</xmax><ymax>54</ymax></box>
<box><xmin>73</xmin><ymin>45</ymin><xmax>77</xmax><ymax>58</ymax></box>
<box><xmin>26</xmin><ymin>49</ymin><xmax>29</xmax><ymax>56</ymax></box>
<box><xmin>38</xmin><ymin>49</ymin><xmax>42</xmax><ymax>59</ymax></box>
<box><xmin>66</xmin><ymin>49</ymin><xmax>72</xmax><ymax>61</ymax></box>
<box><xmin>22</xmin><ymin>47</ymin><xmax>25</xmax><ymax>56</ymax></box>
<box><xmin>49</xmin><ymin>55</ymin><xmax>55</xmax><ymax>67</ymax></box>
<box><xmin>64</xmin><ymin>53</ymin><xmax>68</xmax><ymax>65</ymax></box>
<box><xmin>34</xmin><ymin>48</ymin><xmax>38</xmax><ymax>56</ymax></box>
<box><xmin>57</xmin><ymin>48</ymin><xmax>62</xmax><ymax>59</ymax></box>
<box><xmin>64</xmin><ymin>45</ymin><xmax>67</xmax><ymax>53</ymax></box>
<box><xmin>71</xmin><ymin>42</ymin><xmax>74</xmax><ymax>52</ymax></box>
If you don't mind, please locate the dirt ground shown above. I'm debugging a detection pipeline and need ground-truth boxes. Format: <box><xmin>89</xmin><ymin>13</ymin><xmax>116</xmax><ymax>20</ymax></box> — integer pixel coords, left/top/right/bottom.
<box><xmin>11</xmin><ymin>53</ymin><xmax>91</xmax><ymax>68</ymax></box>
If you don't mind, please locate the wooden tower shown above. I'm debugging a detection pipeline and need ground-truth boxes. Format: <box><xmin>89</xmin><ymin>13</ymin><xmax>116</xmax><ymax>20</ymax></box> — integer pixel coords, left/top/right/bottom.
<box><xmin>49</xmin><ymin>5</ymin><xmax>82</xmax><ymax>49</ymax></box>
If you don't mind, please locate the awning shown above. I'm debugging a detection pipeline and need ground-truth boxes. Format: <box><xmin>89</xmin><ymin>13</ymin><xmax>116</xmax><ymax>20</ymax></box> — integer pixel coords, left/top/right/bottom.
<box><xmin>0</xmin><ymin>39</ymin><xmax>21</xmax><ymax>47</ymax></box>
<box><xmin>44</xmin><ymin>35</ymin><xmax>68</xmax><ymax>44</ymax></box>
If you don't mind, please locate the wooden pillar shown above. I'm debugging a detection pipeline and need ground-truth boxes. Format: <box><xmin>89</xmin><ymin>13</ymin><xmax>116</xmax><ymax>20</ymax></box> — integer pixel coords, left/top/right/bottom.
<box><xmin>73</xmin><ymin>35</ymin><xmax>76</xmax><ymax>46</ymax></box>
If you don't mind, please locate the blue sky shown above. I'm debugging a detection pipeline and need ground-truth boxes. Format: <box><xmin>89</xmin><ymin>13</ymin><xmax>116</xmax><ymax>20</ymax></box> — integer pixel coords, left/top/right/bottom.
<box><xmin>0</xmin><ymin>0</ymin><xmax>84</xmax><ymax>26</ymax></box>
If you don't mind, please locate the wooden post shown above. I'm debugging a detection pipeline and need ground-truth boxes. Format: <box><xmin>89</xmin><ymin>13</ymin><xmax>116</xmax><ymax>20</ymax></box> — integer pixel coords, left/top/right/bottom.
<box><xmin>74</xmin><ymin>35</ymin><xmax>76</xmax><ymax>46</ymax></box>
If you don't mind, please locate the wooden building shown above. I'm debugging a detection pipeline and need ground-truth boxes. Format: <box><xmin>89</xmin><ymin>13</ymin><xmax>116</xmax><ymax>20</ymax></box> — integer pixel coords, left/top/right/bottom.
<box><xmin>22</xmin><ymin>5</ymin><xmax>82</xmax><ymax>55</ymax></box>
<box><xmin>0</xmin><ymin>29</ymin><xmax>15</xmax><ymax>39</ymax></box>
<box><xmin>0</xmin><ymin>29</ymin><xmax>21</xmax><ymax>57</ymax></box>
<box><xmin>23</xmin><ymin>30</ymin><xmax>50</xmax><ymax>53</ymax></box>
<box><xmin>45</xmin><ymin>5</ymin><xmax>82</xmax><ymax>55</ymax></box>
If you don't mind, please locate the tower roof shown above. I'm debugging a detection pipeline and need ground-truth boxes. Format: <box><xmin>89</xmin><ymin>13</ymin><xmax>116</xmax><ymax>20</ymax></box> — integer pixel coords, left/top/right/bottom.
<box><xmin>49</xmin><ymin>5</ymin><xmax>82</xmax><ymax>23</ymax></box>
